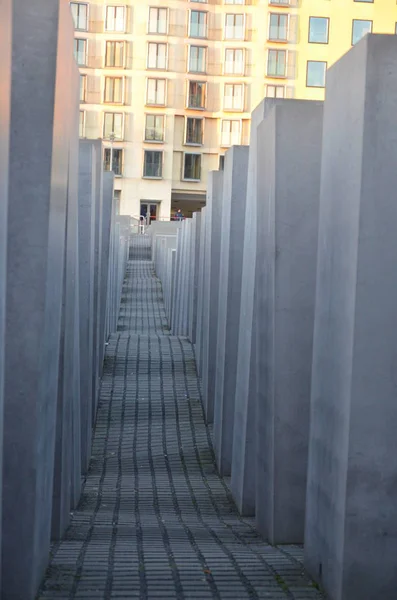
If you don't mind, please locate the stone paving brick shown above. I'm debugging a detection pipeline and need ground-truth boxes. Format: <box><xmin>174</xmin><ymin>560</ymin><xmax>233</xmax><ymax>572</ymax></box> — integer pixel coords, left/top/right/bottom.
<box><xmin>37</xmin><ymin>238</ymin><xmax>325</xmax><ymax>600</ymax></box>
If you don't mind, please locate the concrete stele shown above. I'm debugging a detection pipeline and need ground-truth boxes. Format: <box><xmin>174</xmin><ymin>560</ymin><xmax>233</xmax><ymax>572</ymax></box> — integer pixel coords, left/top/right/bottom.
<box><xmin>305</xmin><ymin>35</ymin><xmax>397</xmax><ymax>600</ymax></box>
<box><xmin>255</xmin><ymin>100</ymin><xmax>323</xmax><ymax>544</ymax></box>
<box><xmin>214</xmin><ymin>146</ymin><xmax>249</xmax><ymax>476</ymax></box>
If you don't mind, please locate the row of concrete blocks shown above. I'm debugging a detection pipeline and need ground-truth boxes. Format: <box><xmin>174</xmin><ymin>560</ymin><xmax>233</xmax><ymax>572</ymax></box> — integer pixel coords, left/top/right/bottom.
<box><xmin>156</xmin><ymin>35</ymin><xmax>397</xmax><ymax>600</ymax></box>
<box><xmin>0</xmin><ymin>2</ymin><xmax>129</xmax><ymax>598</ymax></box>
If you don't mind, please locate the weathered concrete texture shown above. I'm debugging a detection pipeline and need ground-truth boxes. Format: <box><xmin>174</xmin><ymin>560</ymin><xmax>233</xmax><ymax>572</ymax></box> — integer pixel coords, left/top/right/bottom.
<box><xmin>189</xmin><ymin>213</ymin><xmax>201</xmax><ymax>344</ymax></box>
<box><xmin>2</xmin><ymin>1</ymin><xmax>78</xmax><ymax>597</ymax></box>
<box><xmin>99</xmin><ymin>172</ymin><xmax>115</xmax><ymax>373</ymax></box>
<box><xmin>0</xmin><ymin>1</ymin><xmax>11</xmax><ymax>591</ymax></box>
<box><xmin>201</xmin><ymin>171</ymin><xmax>223</xmax><ymax>423</ymax></box>
<box><xmin>305</xmin><ymin>35</ymin><xmax>397</xmax><ymax>600</ymax></box>
<box><xmin>195</xmin><ymin>207</ymin><xmax>207</xmax><ymax>376</ymax></box>
<box><xmin>52</xmin><ymin>64</ymin><xmax>81</xmax><ymax>541</ymax></box>
<box><xmin>78</xmin><ymin>141</ymin><xmax>97</xmax><ymax>475</ymax></box>
<box><xmin>214</xmin><ymin>146</ymin><xmax>249</xmax><ymax>476</ymax></box>
<box><xmin>255</xmin><ymin>101</ymin><xmax>323</xmax><ymax>544</ymax></box>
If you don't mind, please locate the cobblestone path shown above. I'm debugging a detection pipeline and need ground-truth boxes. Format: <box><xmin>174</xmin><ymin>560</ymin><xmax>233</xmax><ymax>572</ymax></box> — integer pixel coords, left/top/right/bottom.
<box><xmin>38</xmin><ymin>236</ymin><xmax>324</xmax><ymax>600</ymax></box>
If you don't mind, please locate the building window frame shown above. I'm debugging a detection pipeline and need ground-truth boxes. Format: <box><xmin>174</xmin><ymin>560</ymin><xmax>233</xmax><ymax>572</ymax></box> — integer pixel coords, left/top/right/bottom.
<box><xmin>268</xmin><ymin>13</ymin><xmax>289</xmax><ymax>42</ymax></box>
<box><xmin>146</xmin><ymin>78</ymin><xmax>167</xmax><ymax>106</ymax></box>
<box><xmin>144</xmin><ymin>114</ymin><xmax>165</xmax><ymax>143</ymax></box>
<box><xmin>148</xmin><ymin>7</ymin><xmax>168</xmax><ymax>35</ymax></box>
<box><xmin>220</xmin><ymin>119</ymin><xmax>241</xmax><ymax>147</ymax></box>
<box><xmin>351</xmin><ymin>19</ymin><xmax>373</xmax><ymax>46</ymax></box>
<box><xmin>224</xmin><ymin>13</ymin><xmax>245</xmax><ymax>40</ymax></box>
<box><xmin>267</xmin><ymin>48</ymin><xmax>287</xmax><ymax>78</ymax></box>
<box><xmin>224</xmin><ymin>48</ymin><xmax>245</xmax><ymax>75</ymax></box>
<box><xmin>185</xmin><ymin>117</ymin><xmax>204</xmax><ymax>145</ymax></box>
<box><xmin>104</xmin><ymin>76</ymin><xmax>125</xmax><ymax>104</ymax></box>
<box><xmin>105</xmin><ymin>5</ymin><xmax>126</xmax><ymax>32</ymax></box>
<box><xmin>105</xmin><ymin>40</ymin><xmax>126</xmax><ymax>68</ymax></box>
<box><xmin>104</xmin><ymin>147</ymin><xmax>124</xmax><ymax>176</ymax></box>
<box><xmin>188</xmin><ymin>45</ymin><xmax>207</xmax><ymax>74</ymax></box>
<box><xmin>223</xmin><ymin>82</ymin><xmax>244</xmax><ymax>112</ymax></box>
<box><xmin>266</xmin><ymin>84</ymin><xmax>285</xmax><ymax>98</ymax></box>
<box><xmin>306</xmin><ymin>60</ymin><xmax>327</xmax><ymax>88</ymax></box>
<box><xmin>70</xmin><ymin>2</ymin><xmax>89</xmax><ymax>31</ymax></box>
<box><xmin>79</xmin><ymin>110</ymin><xmax>86</xmax><ymax>138</ymax></box>
<box><xmin>183</xmin><ymin>153</ymin><xmax>202</xmax><ymax>181</ymax></box>
<box><xmin>103</xmin><ymin>112</ymin><xmax>124</xmax><ymax>140</ymax></box>
<box><xmin>187</xmin><ymin>80</ymin><xmax>206</xmax><ymax>109</ymax></box>
<box><xmin>143</xmin><ymin>150</ymin><xmax>164</xmax><ymax>179</ymax></box>
<box><xmin>308</xmin><ymin>16</ymin><xmax>330</xmax><ymax>44</ymax></box>
<box><xmin>80</xmin><ymin>74</ymin><xmax>87</xmax><ymax>102</ymax></box>
<box><xmin>147</xmin><ymin>42</ymin><xmax>168</xmax><ymax>70</ymax></box>
<box><xmin>189</xmin><ymin>10</ymin><xmax>208</xmax><ymax>39</ymax></box>
<box><xmin>74</xmin><ymin>38</ymin><xmax>87</xmax><ymax>66</ymax></box>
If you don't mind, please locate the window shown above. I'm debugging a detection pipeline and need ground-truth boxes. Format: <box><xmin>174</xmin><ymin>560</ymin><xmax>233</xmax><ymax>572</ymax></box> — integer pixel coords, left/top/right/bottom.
<box><xmin>145</xmin><ymin>115</ymin><xmax>165</xmax><ymax>142</ymax></box>
<box><xmin>309</xmin><ymin>17</ymin><xmax>329</xmax><ymax>44</ymax></box>
<box><xmin>190</xmin><ymin>11</ymin><xmax>208</xmax><ymax>37</ymax></box>
<box><xmin>103</xmin><ymin>112</ymin><xmax>124</xmax><ymax>139</ymax></box>
<box><xmin>183</xmin><ymin>154</ymin><xmax>201</xmax><ymax>180</ymax></box>
<box><xmin>113</xmin><ymin>190</ymin><xmax>121</xmax><ymax>215</ymax></box>
<box><xmin>269</xmin><ymin>0</ymin><xmax>290</xmax><ymax>4</ymax></box>
<box><xmin>354</xmin><ymin>0</ymin><xmax>373</xmax><ymax>2</ymax></box>
<box><xmin>148</xmin><ymin>7</ymin><xmax>167</xmax><ymax>34</ymax></box>
<box><xmin>224</xmin><ymin>49</ymin><xmax>244</xmax><ymax>75</ymax></box>
<box><xmin>224</xmin><ymin>83</ymin><xmax>244</xmax><ymax>111</ymax></box>
<box><xmin>80</xmin><ymin>74</ymin><xmax>87</xmax><ymax>102</ymax></box>
<box><xmin>191</xmin><ymin>0</ymin><xmax>207</xmax><ymax>3</ymax></box>
<box><xmin>104</xmin><ymin>148</ymin><xmax>123</xmax><ymax>175</ymax></box>
<box><xmin>267</xmin><ymin>49</ymin><xmax>287</xmax><ymax>77</ymax></box>
<box><xmin>105</xmin><ymin>6</ymin><xmax>125</xmax><ymax>32</ymax></box>
<box><xmin>147</xmin><ymin>42</ymin><xmax>167</xmax><ymax>69</ymax></box>
<box><xmin>146</xmin><ymin>78</ymin><xmax>166</xmax><ymax>105</ymax></box>
<box><xmin>269</xmin><ymin>14</ymin><xmax>288</xmax><ymax>41</ymax></box>
<box><xmin>188</xmin><ymin>46</ymin><xmax>207</xmax><ymax>73</ymax></box>
<box><xmin>225</xmin><ymin>14</ymin><xmax>245</xmax><ymax>40</ymax></box>
<box><xmin>143</xmin><ymin>150</ymin><xmax>163</xmax><ymax>178</ymax></box>
<box><xmin>352</xmin><ymin>19</ymin><xmax>372</xmax><ymax>45</ymax></box>
<box><xmin>79</xmin><ymin>111</ymin><xmax>85</xmax><ymax>137</ymax></box>
<box><xmin>187</xmin><ymin>81</ymin><xmax>206</xmax><ymax>109</ymax></box>
<box><xmin>74</xmin><ymin>39</ymin><xmax>87</xmax><ymax>66</ymax></box>
<box><xmin>306</xmin><ymin>61</ymin><xmax>326</xmax><ymax>88</ymax></box>
<box><xmin>70</xmin><ymin>3</ymin><xmax>88</xmax><ymax>30</ymax></box>
<box><xmin>105</xmin><ymin>41</ymin><xmax>125</xmax><ymax>67</ymax></box>
<box><xmin>225</xmin><ymin>0</ymin><xmax>244</xmax><ymax>4</ymax></box>
<box><xmin>221</xmin><ymin>120</ymin><xmax>241</xmax><ymax>146</ymax></box>
<box><xmin>186</xmin><ymin>118</ymin><xmax>203</xmax><ymax>145</ymax></box>
<box><xmin>104</xmin><ymin>77</ymin><xmax>123</xmax><ymax>103</ymax></box>
<box><xmin>266</xmin><ymin>84</ymin><xmax>285</xmax><ymax>98</ymax></box>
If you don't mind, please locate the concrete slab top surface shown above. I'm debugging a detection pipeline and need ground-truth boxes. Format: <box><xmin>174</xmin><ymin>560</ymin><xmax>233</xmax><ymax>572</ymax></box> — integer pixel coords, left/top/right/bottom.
<box><xmin>38</xmin><ymin>236</ymin><xmax>324</xmax><ymax>600</ymax></box>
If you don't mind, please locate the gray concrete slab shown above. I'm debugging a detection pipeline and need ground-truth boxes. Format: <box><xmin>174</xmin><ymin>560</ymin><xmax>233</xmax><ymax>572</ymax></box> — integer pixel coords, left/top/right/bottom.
<box><xmin>305</xmin><ymin>35</ymin><xmax>397</xmax><ymax>600</ymax></box>
<box><xmin>231</xmin><ymin>98</ymin><xmax>291</xmax><ymax>516</ymax></box>
<box><xmin>78</xmin><ymin>141</ymin><xmax>97</xmax><ymax>475</ymax></box>
<box><xmin>2</xmin><ymin>1</ymin><xmax>78</xmax><ymax>596</ymax></box>
<box><xmin>201</xmin><ymin>171</ymin><xmax>223</xmax><ymax>424</ymax></box>
<box><xmin>0</xmin><ymin>1</ymin><xmax>11</xmax><ymax>590</ymax></box>
<box><xmin>255</xmin><ymin>100</ymin><xmax>323</xmax><ymax>544</ymax></box>
<box><xmin>99</xmin><ymin>172</ymin><xmax>114</xmax><ymax>374</ymax></box>
<box><xmin>214</xmin><ymin>146</ymin><xmax>249</xmax><ymax>477</ymax></box>
<box><xmin>189</xmin><ymin>213</ymin><xmax>201</xmax><ymax>344</ymax></box>
<box><xmin>195</xmin><ymin>207</ymin><xmax>206</xmax><ymax>375</ymax></box>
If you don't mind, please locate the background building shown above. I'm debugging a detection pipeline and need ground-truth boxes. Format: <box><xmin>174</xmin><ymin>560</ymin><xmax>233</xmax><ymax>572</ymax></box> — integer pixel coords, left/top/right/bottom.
<box><xmin>72</xmin><ymin>0</ymin><xmax>397</xmax><ymax>220</ymax></box>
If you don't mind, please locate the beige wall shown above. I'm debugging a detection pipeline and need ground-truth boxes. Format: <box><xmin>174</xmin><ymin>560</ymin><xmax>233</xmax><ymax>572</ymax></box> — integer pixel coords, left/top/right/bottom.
<box><xmin>74</xmin><ymin>0</ymin><xmax>397</xmax><ymax>219</ymax></box>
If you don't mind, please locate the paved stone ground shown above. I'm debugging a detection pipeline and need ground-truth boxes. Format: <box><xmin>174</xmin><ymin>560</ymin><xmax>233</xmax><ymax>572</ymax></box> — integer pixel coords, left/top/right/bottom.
<box><xmin>38</xmin><ymin>236</ymin><xmax>324</xmax><ymax>599</ymax></box>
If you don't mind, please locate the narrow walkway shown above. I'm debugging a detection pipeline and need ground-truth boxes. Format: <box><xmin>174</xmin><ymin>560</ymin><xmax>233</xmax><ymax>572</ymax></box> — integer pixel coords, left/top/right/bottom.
<box><xmin>39</xmin><ymin>237</ymin><xmax>324</xmax><ymax>599</ymax></box>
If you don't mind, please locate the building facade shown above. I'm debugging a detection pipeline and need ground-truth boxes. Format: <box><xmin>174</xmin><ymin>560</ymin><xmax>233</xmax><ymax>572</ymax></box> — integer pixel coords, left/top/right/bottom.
<box><xmin>72</xmin><ymin>0</ymin><xmax>397</xmax><ymax>220</ymax></box>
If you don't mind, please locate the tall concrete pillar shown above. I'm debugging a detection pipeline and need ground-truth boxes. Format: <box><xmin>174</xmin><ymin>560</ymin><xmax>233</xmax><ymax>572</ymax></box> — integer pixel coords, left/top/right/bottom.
<box><xmin>255</xmin><ymin>100</ymin><xmax>323</xmax><ymax>543</ymax></box>
<box><xmin>189</xmin><ymin>213</ymin><xmax>201</xmax><ymax>344</ymax></box>
<box><xmin>99</xmin><ymin>172</ymin><xmax>114</xmax><ymax>372</ymax></box>
<box><xmin>78</xmin><ymin>141</ymin><xmax>97</xmax><ymax>474</ymax></box>
<box><xmin>0</xmin><ymin>1</ymin><xmax>12</xmax><ymax>591</ymax></box>
<box><xmin>214</xmin><ymin>146</ymin><xmax>249</xmax><ymax>476</ymax></box>
<box><xmin>201</xmin><ymin>171</ymin><xmax>223</xmax><ymax>423</ymax></box>
<box><xmin>305</xmin><ymin>35</ymin><xmax>397</xmax><ymax>600</ymax></box>
<box><xmin>195</xmin><ymin>207</ymin><xmax>206</xmax><ymax>375</ymax></box>
<box><xmin>52</xmin><ymin>66</ymin><xmax>81</xmax><ymax>540</ymax></box>
<box><xmin>2</xmin><ymin>1</ymin><xmax>78</xmax><ymax>597</ymax></box>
